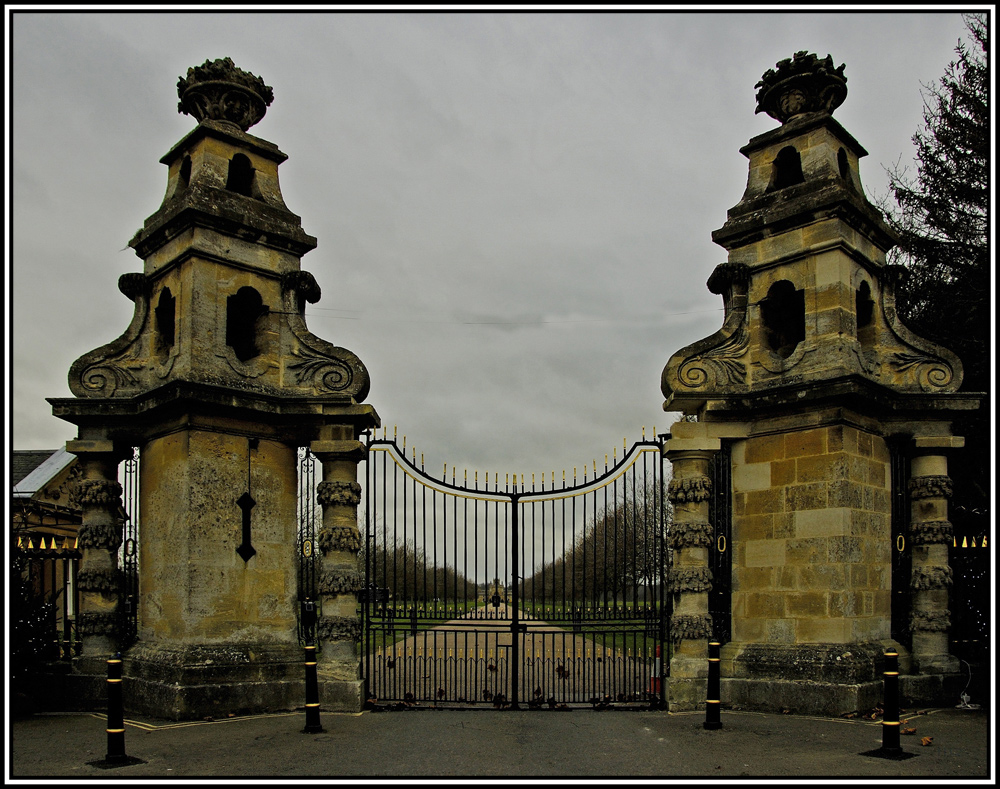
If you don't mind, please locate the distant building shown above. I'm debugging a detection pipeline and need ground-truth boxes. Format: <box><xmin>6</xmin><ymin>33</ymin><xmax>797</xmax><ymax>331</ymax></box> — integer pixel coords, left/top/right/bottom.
<box><xmin>12</xmin><ymin>447</ymin><xmax>83</xmax><ymax>658</ymax></box>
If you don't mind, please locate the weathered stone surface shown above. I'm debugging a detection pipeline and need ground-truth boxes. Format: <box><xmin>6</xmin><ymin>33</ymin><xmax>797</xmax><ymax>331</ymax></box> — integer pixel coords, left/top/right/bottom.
<box><xmin>658</xmin><ymin>58</ymin><xmax>981</xmax><ymax>717</ymax></box>
<box><xmin>77</xmin><ymin>522</ymin><xmax>123</xmax><ymax>551</ymax></box>
<box><xmin>670</xmin><ymin>614</ymin><xmax>713</xmax><ymax>643</ymax></box>
<box><xmin>73</xmin><ymin>479</ymin><xmax>123</xmax><ymax>508</ymax></box>
<box><xmin>316</xmin><ymin>480</ymin><xmax>362</xmax><ymax>507</ymax></box>
<box><xmin>668</xmin><ymin>520</ymin><xmax>713</xmax><ymax>549</ymax></box>
<box><xmin>317</xmin><ymin>568</ymin><xmax>362</xmax><ymax>596</ymax></box>
<box><xmin>317</xmin><ymin>615</ymin><xmax>362</xmax><ymax>642</ymax></box>
<box><xmin>909</xmin><ymin>475</ymin><xmax>954</xmax><ymax>499</ymax></box>
<box><xmin>754</xmin><ymin>51</ymin><xmax>848</xmax><ymax>123</ymax></box>
<box><xmin>668</xmin><ymin>476</ymin><xmax>712</xmax><ymax>503</ymax></box>
<box><xmin>318</xmin><ymin>525</ymin><xmax>363</xmax><ymax>554</ymax></box>
<box><xmin>76</xmin><ymin>568</ymin><xmax>122</xmax><ymax>594</ymax></box>
<box><xmin>667</xmin><ymin>566</ymin><xmax>713</xmax><ymax>594</ymax></box>
<box><xmin>177</xmin><ymin>57</ymin><xmax>273</xmax><ymax>132</ymax></box>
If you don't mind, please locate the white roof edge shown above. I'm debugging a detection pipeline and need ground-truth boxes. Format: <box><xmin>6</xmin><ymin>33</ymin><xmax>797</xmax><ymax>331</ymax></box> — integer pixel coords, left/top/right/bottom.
<box><xmin>12</xmin><ymin>448</ymin><xmax>75</xmax><ymax>497</ymax></box>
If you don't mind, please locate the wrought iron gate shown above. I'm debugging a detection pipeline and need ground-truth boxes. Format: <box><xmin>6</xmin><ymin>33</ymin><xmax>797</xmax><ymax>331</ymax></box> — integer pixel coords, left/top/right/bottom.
<box><xmin>707</xmin><ymin>440</ymin><xmax>732</xmax><ymax>644</ymax></box>
<box><xmin>119</xmin><ymin>447</ymin><xmax>140</xmax><ymax>649</ymax></box>
<box><xmin>888</xmin><ymin>438</ymin><xmax>912</xmax><ymax>650</ymax></box>
<box><xmin>360</xmin><ymin>429</ymin><xmax>670</xmax><ymax>709</ymax></box>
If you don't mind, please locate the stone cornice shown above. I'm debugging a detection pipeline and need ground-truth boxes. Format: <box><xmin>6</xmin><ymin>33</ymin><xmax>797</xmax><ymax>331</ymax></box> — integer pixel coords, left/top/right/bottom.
<box><xmin>49</xmin><ymin>379</ymin><xmax>380</xmax><ymax>441</ymax></box>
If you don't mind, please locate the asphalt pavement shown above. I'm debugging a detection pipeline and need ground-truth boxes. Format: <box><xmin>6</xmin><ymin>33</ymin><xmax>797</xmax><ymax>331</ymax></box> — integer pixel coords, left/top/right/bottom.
<box><xmin>8</xmin><ymin>702</ymin><xmax>992</xmax><ymax>782</ymax></box>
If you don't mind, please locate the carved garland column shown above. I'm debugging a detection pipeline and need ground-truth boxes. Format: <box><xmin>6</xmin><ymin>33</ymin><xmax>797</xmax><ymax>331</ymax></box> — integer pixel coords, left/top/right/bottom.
<box><xmin>664</xmin><ymin>447</ymin><xmax>716</xmax><ymax>709</ymax></box>
<box><xmin>907</xmin><ymin>445</ymin><xmax>960</xmax><ymax>675</ymax></box>
<box><xmin>310</xmin><ymin>435</ymin><xmax>366</xmax><ymax>701</ymax></box>
<box><xmin>66</xmin><ymin>439</ymin><xmax>125</xmax><ymax>670</ymax></box>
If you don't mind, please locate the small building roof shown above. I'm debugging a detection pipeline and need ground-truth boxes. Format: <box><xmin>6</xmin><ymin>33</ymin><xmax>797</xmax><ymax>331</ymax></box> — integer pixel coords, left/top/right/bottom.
<box><xmin>12</xmin><ymin>448</ymin><xmax>75</xmax><ymax>498</ymax></box>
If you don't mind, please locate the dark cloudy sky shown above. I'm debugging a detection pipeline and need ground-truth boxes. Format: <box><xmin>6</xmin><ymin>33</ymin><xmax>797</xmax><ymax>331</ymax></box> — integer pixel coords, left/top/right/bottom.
<box><xmin>9</xmin><ymin>8</ymin><xmax>974</xmax><ymax>481</ymax></box>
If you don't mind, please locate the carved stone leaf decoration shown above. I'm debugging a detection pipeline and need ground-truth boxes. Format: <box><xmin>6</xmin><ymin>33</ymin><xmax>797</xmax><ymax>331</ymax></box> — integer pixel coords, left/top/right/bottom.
<box><xmin>69</xmin><ymin>273</ymin><xmax>151</xmax><ymax>398</ymax></box>
<box><xmin>287</xmin><ymin>349</ymin><xmax>355</xmax><ymax>392</ymax></box>
<box><xmin>678</xmin><ymin>329</ymin><xmax>750</xmax><ymax>389</ymax></box>
<box><xmin>280</xmin><ymin>270</ymin><xmax>371</xmax><ymax>401</ymax></box>
<box><xmin>891</xmin><ymin>352</ymin><xmax>955</xmax><ymax>392</ymax></box>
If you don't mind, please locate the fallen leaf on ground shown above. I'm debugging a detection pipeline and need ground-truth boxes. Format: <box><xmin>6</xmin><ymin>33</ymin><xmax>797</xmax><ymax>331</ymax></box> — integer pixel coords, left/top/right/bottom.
<box><xmin>901</xmin><ymin>727</ymin><xmax>917</xmax><ymax>735</ymax></box>
<box><xmin>921</xmin><ymin>736</ymin><xmax>933</xmax><ymax>746</ymax></box>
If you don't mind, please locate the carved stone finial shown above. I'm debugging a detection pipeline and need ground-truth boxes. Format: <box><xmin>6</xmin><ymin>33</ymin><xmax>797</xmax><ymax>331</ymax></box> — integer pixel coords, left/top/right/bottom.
<box><xmin>177</xmin><ymin>57</ymin><xmax>274</xmax><ymax>132</ymax></box>
<box><xmin>754</xmin><ymin>51</ymin><xmax>847</xmax><ymax>123</ymax></box>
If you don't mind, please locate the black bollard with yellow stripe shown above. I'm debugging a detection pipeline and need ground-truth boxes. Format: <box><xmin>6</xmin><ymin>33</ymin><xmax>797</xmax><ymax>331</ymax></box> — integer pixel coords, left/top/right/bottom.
<box><xmin>86</xmin><ymin>654</ymin><xmax>144</xmax><ymax>768</ymax></box>
<box><xmin>302</xmin><ymin>645</ymin><xmax>325</xmax><ymax>733</ymax></box>
<box><xmin>105</xmin><ymin>653</ymin><xmax>127</xmax><ymax>761</ymax></box>
<box><xmin>704</xmin><ymin>641</ymin><xmax>722</xmax><ymax>730</ymax></box>
<box><xmin>860</xmin><ymin>648</ymin><xmax>914</xmax><ymax>760</ymax></box>
<box><xmin>879</xmin><ymin>650</ymin><xmax>902</xmax><ymax>754</ymax></box>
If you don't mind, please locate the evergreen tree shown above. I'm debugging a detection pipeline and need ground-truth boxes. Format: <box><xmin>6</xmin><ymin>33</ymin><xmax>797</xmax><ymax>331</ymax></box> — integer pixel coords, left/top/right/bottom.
<box><xmin>883</xmin><ymin>13</ymin><xmax>989</xmax><ymax>392</ymax></box>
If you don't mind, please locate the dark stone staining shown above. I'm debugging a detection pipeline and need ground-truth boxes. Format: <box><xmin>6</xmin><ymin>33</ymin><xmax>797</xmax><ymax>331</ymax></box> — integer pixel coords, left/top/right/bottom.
<box><xmin>761</xmin><ymin>280</ymin><xmax>805</xmax><ymax>359</ymax></box>
<box><xmin>768</xmin><ymin>146</ymin><xmax>805</xmax><ymax>191</ymax></box>
<box><xmin>226</xmin><ymin>286</ymin><xmax>267</xmax><ymax>362</ymax></box>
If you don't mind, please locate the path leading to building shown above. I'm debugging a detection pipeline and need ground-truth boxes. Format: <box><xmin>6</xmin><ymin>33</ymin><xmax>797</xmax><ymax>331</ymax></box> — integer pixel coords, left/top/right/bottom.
<box><xmin>370</xmin><ymin>604</ymin><xmax>655</xmax><ymax>706</ymax></box>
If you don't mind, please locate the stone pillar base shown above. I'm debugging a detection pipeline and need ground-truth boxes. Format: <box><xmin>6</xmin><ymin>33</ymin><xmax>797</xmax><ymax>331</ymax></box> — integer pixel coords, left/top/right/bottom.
<box><xmin>666</xmin><ymin>677</ymin><xmax>707</xmax><ymax>712</ymax></box>
<box><xmin>123</xmin><ymin>643</ymin><xmax>304</xmax><ymax>721</ymax></box>
<box><xmin>911</xmin><ymin>651</ymin><xmax>960</xmax><ymax>675</ymax></box>
<box><xmin>720</xmin><ymin>641</ymin><xmax>888</xmax><ymax>716</ymax></box>
<box><xmin>723</xmin><ymin>677</ymin><xmax>883</xmax><ymax>717</ymax></box>
<box><xmin>318</xmin><ymin>677</ymin><xmax>363</xmax><ymax>712</ymax></box>
<box><xmin>899</xmin><ymin>672</ymin><xmax>965</xmax><ymax>707</ymax></box>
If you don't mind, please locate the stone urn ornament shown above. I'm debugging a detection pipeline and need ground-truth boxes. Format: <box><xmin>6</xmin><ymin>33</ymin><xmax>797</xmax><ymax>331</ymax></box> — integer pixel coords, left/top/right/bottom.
<box><xmin>754</xmin><ymin>51</ymin><xmax>847</xmax><ymax>123</ymax></box>
<box><xmin>177</xmin><ymin>57</ymin><xmax>274</xmax><ymax>132</ymax></box>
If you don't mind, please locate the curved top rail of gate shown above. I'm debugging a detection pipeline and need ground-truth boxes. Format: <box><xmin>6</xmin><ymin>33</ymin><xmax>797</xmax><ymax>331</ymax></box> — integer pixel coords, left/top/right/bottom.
<box><xmin>363</xmin><ymin>426</ymin><xmax>665</xmax><ymax>503</ymax></box>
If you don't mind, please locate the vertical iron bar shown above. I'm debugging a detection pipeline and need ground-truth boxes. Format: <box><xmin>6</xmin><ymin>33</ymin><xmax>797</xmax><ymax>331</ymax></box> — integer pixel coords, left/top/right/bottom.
<box><xmin>510</xmin><ymin>495</ymin><xmax>520</xmax><ymax>709</ymax></box>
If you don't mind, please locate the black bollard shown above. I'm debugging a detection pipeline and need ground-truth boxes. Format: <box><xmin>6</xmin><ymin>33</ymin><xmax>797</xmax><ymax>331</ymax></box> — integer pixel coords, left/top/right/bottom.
<box><xmin>105</xmin><ymin>653</ymin><xmax>128</xmax><ymax>761</ymax></box>
<box><xmin>704</xmin><ymin>641</ymin><xmax>722</xmax><ymax>730</ymax></box>
<box><xmin>860</xmin><ymin>649</ymin><xmax>914</xmax><ymax>760</ymax></box>
<box><xmin>880</xmin><ymin>650</ymin><xmax>902</xmax><ymax>754</ymax></box>
<box><xmin>302</xmin><ymin>644</ymin><xmax>325</xmax><ymax>733</ymax></box>
<box><xmin>86</xmin><ymin>653</ymin><xmax>144</xmax><ymax>768</ymax></box>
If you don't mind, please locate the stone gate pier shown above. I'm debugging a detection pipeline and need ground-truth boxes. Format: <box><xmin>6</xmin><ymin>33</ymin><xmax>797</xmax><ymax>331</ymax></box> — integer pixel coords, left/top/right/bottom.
<box><xmin>659</xmin><ymin>53</ymin><xmax>982</xmax><ymax>715</ymax></box>
<box><xmin>50</xmin><ymin>59</ymin><xmax>379</xmax><ymax>719</ymax></box>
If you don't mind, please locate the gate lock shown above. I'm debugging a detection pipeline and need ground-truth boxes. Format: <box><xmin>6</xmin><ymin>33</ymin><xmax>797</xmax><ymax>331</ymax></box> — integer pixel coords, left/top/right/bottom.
<box><xmin>301</xmin><ymin>598</ymin><xmax>318</xmax><ymax>630</ymax></box>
